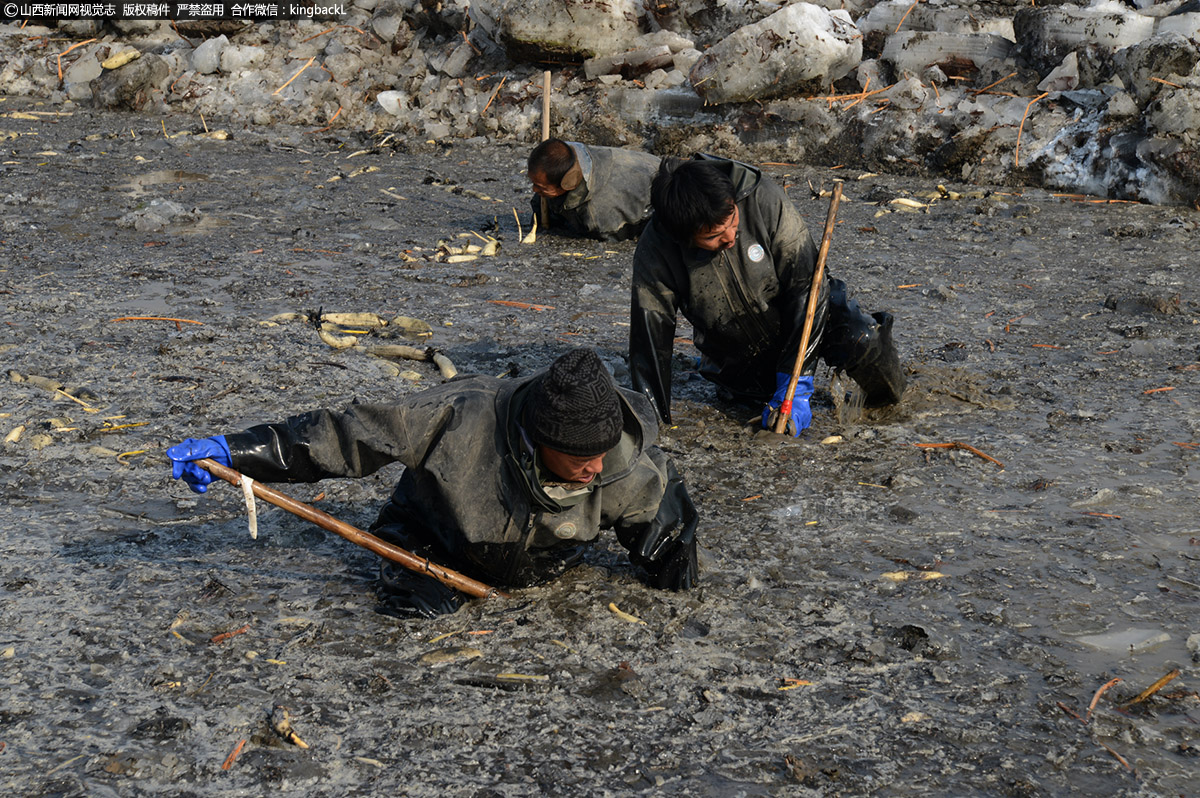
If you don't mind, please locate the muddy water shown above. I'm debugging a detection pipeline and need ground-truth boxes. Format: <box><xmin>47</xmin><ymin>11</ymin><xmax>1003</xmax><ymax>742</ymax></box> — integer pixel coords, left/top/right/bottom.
<box><xmin>1</xmin><ymin>98</ymin><xmax>1197</xmax><ymax>796</ymax></box>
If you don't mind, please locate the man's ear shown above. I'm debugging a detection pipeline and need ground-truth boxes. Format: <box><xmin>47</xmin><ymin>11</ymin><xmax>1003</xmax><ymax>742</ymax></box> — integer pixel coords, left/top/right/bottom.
<box><xmin>560</xmin><ymin>162</ymin><xmax>583</xmax><ymax>191</ymax></box>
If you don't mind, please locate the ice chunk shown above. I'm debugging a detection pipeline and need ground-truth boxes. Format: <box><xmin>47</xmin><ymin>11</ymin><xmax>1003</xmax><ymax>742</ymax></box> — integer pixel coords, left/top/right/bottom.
<box><xmin>637</xmin><ymin>29</ymin><xmax>695</xmax><ymax>54</ymax></box>
<box><xmin>673</xmin><ymin>48</ymin><xmax>702</xmax><ymax>74</ymax></box>
<box><xmin>1114</xmin><ymin>31</ymin><xmax>1200</xmax><ymax>105</ymax></box>
<box><xmin>603</xmin><ymin>85</ymin><xmax>705</xmax><ymax>123</ymax></box>
<box><xmin>92</xmin><ymin>53</ymin><xmax>170</xmax><ymax>110</ymax></box>
<box><xmin>117</xmin><ymin>199</ymin><xmax>201</xmax><ymax>232</ymax></box>
<box><xmin>860</xmin><ymin>0</ymin><xmax>1015</xmax><ymax>39</ymax></box>
<box><xmin>64</xmin><ymin>51</ymin><xmax>103</xmax><ymax>85</ymax></box>
<box><xmin>371</xmin><ymin>0</ymin><xmax>408</xmax><ymax>43</ymax></box>
<box><xmin>1014</xmin><ymin>5</ymin><xmax>1157</xmax><ymax>73</ymax></box>
<box><xmin>584</xmin><ymin>46</ymin><xmax>674</xmax><ymax>80</ymax></box>
<box><xmin>324</xmin><ymin>53</ymin><xmax>366</xmax><ymax>83</ymax></box>
<box><xmin>882</xmin><ymin>31</ymin><xmax>1014</xmax><ymax>78</ymax></box>
<box><xmin>220</xmin><ymin>44</ymin><xmax>266</xmax><ymax>75</ymax></box>
<box><xmin>1038</xmin><ymin>52</ymin><xmax>1081</xmax><ymax>93</ymax></box>
<box><xmin>1074</xmin><ymin>627</ymin><xmax>1171</xmax><ymax>654</ymax></box>
<box><xmin>377</xmin><ymin>90</ymin><xmax>409</xmax><ymax>116</ymax></box>
<box><xmin>651</xmin><ymin>0</ymin><xmax>787</xmax><ymax>47</ymax></box>
<box><xmin>57</xmin><ymin>20</ymin><xmax>102</xmax><ymax>37</ymax></box>
<box><xmin>1155</xmin><ymin>11</ymin><xmax>1200</xmax><ymax>38</ymax></box>
<box><xmin>1146</xmin><ymin>87</ymin><xmax>1200</xmax><ymax>134</ymax></box>
<box><xmin>190</xmin><ymin>34</ymin><xmax>228</xmax><ymax>75</ymax></box>
<box><xmin>229</xmin><ymin>74</ymin><xmax>273</xmax><ymax>109</ymax></box>
<box><xmin>883</xmin><ymin>76</ymin><xmax>933</xmax><ymax>110</ymax></box>
<box><xmin>485</xmin><ymin>0</ymin><xmax>646</xmax><ymax>61</ymax></box>
<box><xmin>439</xmin><ymin>41</ymin><xmax>474</xmax><ymax>79</ymax></box>
<box><xmin>855</xmin><ymin>59</ymin><xmax>887</xmax><ymax>91</ymax></box>
<box><xmin>689</xmin><ymin>3</ymin><xmax>862</xmax><ymax>104</ymax></box>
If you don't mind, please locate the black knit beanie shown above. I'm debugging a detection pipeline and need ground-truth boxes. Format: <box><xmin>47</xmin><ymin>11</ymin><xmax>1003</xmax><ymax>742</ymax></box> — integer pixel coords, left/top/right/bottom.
<box><xmin>528</xmin><ymin>349</ymin><xmax>624</xmax><ymax>457</ymax></box>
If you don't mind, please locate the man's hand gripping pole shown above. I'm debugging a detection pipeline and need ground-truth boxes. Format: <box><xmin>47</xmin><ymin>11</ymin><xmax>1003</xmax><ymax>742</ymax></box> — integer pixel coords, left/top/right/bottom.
<box><xmin>773</xmin><ymin>181</ymin><xmax>844</xmax><ymax>435</ymax></box>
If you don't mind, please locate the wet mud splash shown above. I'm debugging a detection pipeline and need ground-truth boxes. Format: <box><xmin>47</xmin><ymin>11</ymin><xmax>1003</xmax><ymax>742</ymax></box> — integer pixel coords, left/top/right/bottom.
<box><xmin>0</xmin><ymin>99</ymin><xmax>1197</xmax><ymax>796</ymax></box>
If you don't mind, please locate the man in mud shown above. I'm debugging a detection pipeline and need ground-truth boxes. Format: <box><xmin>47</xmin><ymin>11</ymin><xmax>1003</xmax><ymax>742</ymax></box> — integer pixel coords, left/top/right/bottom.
<box><xmin>528</xmin><ymin>138</ymin><xmax>663</xmax><ymax>241</ymax></box>
<box><xmin>629</xmin><ymin>156</ymin><xmax>906</xmax><ymax>435</ymax></box>
<box><xmin>166</xmin><ymin>348</ymin><xmax>698</xmax><ymax>617</ymax></box>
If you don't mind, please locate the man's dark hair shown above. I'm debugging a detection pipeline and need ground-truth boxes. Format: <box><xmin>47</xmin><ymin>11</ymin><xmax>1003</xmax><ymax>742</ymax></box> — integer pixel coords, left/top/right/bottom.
<box><xmin>528</xmin><ymin>139</ymin><xmax>576</xmax><ymax>184</ymax></box>
<box><xmin>650</xmin><ymin>160</ymin><xmax>737</xmax><ymax>241</ymax></box>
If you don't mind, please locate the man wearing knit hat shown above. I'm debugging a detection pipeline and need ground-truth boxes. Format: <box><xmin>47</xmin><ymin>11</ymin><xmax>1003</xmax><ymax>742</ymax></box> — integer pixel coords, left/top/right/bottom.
<box><xmin>166</xmin><ymin>348</ymin><xmax>699</xmax><ymax>617</ymax></box>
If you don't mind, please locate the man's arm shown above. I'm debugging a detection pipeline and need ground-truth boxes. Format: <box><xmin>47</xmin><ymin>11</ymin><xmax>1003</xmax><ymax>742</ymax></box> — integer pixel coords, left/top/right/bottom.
<box><xmin>190</xmin><ymin>389</ymin><xmax>467</xmax><ymax>485</ymax></box>
<box><xmin>629</xmin><ymin>247</ymin><xmax>680</xmax><ymax>424</ymax></box>
<box><xmin>611</xmin><ymin>448</ymin><xmax>699</xmax><ymax>590</ymax></box>
<box><xmin>166</xmin><ymin>404</ymin><xmax>412</xmax><ymax>493</ymax></box>
<box><xmin>221</xmin><ymin>404</ymin><xmax>416</xmax><ymax>483</ymax></box>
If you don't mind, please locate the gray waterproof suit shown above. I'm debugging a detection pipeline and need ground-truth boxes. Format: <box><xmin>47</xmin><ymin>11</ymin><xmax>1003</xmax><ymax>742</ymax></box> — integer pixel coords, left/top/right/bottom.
<box><xmin>540</xmin><ymin>142</ymin><xmax>662</xmax><ymax>241</ymax></box>
<box><xmin>629</xmin><ymin>155</ymin><xmax>829</xmax><ymax>423</ymax></box>
<box><xmin>223</xmin><ymin>372</ymin><xmax>696</xmax><ymax>591</ymax></box>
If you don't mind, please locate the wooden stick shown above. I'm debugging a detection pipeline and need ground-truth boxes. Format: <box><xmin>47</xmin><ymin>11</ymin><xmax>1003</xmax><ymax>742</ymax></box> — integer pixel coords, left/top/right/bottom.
<box><xmin>971</xmin><ymin>71</ymin><xmax>1016</xmax><ymax>96</ymax></box>
<box><xmin>300</xmin><ymin>26</ymin><xmax>338</xmax><ymax>43</ymax></box>
<box><xmin>56</xmin><ymin>38</ymin><xmax>97</xmax><ymax>82</ymax></box>
<box><xmin>274</xmin><ymin>56</ymin><xmax>316</xmax><ymax>96</ymax></box>
<box><xmin>211</xmin><ymin>624</ymin><xmax>250</xmax><ymax>644</ymax></box>
<box><xmin>542</xmin><ymin>70</ymin><xmax>552</xmax><ymax>141</ymax></box>
<box><xmin>1122</xmin><ymin>668</ymin><xmax>1180</xmax><ymax>707</ymax></box>
<box><xmin>481</xmin><ymin>75</ymin><xmax>506</xmax><ymax>116</ymax></box>
<box><xmin>110</xmin><ymin>316</ymin><xmax>203</xmax><ymax>325</ymax></box>
<box><xmin>894</xmin><ymin>0</ymin><xmax>921</xmax><ymax>33</ymax></box>
<box><xmin>1014</xmin><ymin>92</ymin><xmax>1048</xmax><ymax>169</ymax></box>
<box><xmin>221</xmin><ymin>739</ymin><xmax>247</xmax><ymax>770</ymax></box>
<box><xmin>1055</xmin><ymin>700</ymin><xmax>1086</xmax><ymax>725</ymax></box>
<box><xmin>488</xmin><ymin>299</ymin><xmax>555</xmax><ymax>311</ymax></box>
<box><xmin>540</xmin><ymin>70</ymin><xmax>552</xmax><ymax>226</ymax></box>
<box><xmin>773</xmin><ymin>181</ymin><xmax>843</xmax><ymax>434</ymax></box>
<box><xmin>1098</xmin><ymin>741</ymin><xmax>1133</xmax><ymax>772</ymax></box>
<box><xmin>195</xmin><ymin>459</ymin><xmax>507</xmax><ymax>600</ymax></box>
<box><xmin>913</xmin><ymin>441</ymin><xmax>1003</xmax><ymax>468</ymax></box>
<box><xmin>1086</xmin><ymin>677</ymin><xmax>1121</xmax><ymax>721</ymax></box>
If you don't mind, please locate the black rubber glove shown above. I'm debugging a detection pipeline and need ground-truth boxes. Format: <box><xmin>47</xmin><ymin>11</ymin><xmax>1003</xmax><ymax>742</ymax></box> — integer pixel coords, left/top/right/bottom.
<box><xmin>621</xmin><ymin>465</ymin><xmax>699</xmax><ymax>591</ymax></box>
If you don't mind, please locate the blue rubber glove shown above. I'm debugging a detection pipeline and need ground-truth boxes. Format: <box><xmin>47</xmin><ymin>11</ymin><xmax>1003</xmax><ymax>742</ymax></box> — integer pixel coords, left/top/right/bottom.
<box><xmin>166</xmin><ymin>436</ymin><xmax>232</xmax><ymax>494</ymax></box>
<box><xmin>762</xmin><ymin>374</ymin><xmax>814</xmax><ymax>437</ymax></box>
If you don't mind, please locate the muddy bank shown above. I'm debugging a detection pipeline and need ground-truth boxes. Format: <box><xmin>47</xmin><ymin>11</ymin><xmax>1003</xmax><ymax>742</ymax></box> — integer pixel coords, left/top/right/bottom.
<box><xmin>1</xmin><ymin>98</ymin><xmax>1198</xmax><ymax>796</ymax></box>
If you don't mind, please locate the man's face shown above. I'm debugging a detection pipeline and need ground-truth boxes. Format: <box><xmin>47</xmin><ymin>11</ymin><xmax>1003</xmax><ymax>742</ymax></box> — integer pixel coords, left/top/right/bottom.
<box><xmin>539</xmin><ymin>446</ymin><xmax>607</xmax><ymax>484</ymax></box>
<box><xmin>691</xmin><ymin>205</ymin><xmax>740</xmax><ymax>251</ymax></box>
<box><xmin>529</xmin><ymin>170</ymin><xmax>566</xmax><ymax>199</ymax></box>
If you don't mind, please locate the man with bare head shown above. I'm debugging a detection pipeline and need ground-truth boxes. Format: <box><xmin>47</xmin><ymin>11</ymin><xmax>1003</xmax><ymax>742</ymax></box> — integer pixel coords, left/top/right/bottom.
<box><xmin>629</xmin><ymin>155</ymin><xmax>906</xmax><ymax>435</ymax></box>
<box><xmin>527</xmin><ymin>138</ymin><xmax>662</xmax><ymax>241</ymax></box>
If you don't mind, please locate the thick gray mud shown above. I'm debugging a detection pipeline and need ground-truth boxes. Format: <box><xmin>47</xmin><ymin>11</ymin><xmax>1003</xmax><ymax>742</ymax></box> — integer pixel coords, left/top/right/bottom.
<box><xmin>1</xmin><ymin>98</ymin><xmax>1198</xmax><ymax>797</ymax></box>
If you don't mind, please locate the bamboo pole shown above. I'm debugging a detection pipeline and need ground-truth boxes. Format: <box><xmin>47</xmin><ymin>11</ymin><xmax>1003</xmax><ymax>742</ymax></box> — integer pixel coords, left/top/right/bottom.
<box><xmin>540</xmin><ymin>70</ymin><xmax>551</xmax><ymax>225</ymax></box>
<box><xmin>195</xmin><ymin>458</ymin><xmax>507</xmax><ymax>600</ymax></box>
<box><xmin>772</xmin><ymin>181</ymin><xmax>843</xmax><ymax>434</ymax></box>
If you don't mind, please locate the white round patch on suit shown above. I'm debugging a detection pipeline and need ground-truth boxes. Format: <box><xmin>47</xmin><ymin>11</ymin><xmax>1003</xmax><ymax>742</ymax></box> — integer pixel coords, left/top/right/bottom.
<box><xmin>747</xmin><ymin>243</ymin><xmax>765</xmax><ymax>262</ymax></box>
<box><xmin>554</xmin><ymin>522</ymin><xmax>578</xmax><ymax>539</ymax></box>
